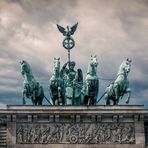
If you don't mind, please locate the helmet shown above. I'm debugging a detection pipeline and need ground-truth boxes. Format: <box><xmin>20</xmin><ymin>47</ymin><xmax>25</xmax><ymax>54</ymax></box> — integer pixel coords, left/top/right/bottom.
<box><xmin>69</xmin><ymin>61</ymin><xmax>76</xmax><ymax>66</ymax></box>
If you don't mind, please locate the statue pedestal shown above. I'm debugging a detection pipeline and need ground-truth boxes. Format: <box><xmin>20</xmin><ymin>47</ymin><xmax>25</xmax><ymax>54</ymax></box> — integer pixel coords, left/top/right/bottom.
<box><xmin>0</xmin><ymin>105</ymin><xmax>146</xmax><ymax>148</ymax></box>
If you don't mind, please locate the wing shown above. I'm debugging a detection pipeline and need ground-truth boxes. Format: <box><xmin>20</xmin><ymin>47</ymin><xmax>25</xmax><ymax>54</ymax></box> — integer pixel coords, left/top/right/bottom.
<box><xmin>70</xmin><ymin>22</ymin><xmax>78</xmax><ymax>35</ymax></box>
<box><xmin>77</xmin><ymin>68</ymin><xmax>83</xmax><ymax>82</ymax></box>
<box><xmin>57</xmin><ymin>24</ymin><xmax>67</xmax><ymax>36</ymax></box>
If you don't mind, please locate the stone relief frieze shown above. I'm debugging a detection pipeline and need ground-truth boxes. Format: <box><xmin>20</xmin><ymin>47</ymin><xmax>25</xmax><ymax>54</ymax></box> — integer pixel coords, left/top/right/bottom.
<box><xmin>0</xmin><ymin>117</ymin><xmax>6</xmax><ymax>123</ymax></box>
<box><xmin>16</xmin><ymin>123</ymin><xmax>135</xmax><ymax>144</ymax></box>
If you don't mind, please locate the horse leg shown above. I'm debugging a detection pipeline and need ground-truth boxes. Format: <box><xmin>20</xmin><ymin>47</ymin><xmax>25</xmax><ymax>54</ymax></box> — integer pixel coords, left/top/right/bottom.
<box><xmin>105</xmin><ymin>94</ymin><xmax>110</xmax><ymax>105</ymax></box>
<box><xmin>53</xmin><ymin>99</ymin><xmax>55</xmax><ymax>105</ymax></box>
<box><xmin>114</xmin><ymin>84</ymin><xmax>120</xmax><ymax>104</ymax></box>
<box><xmin>83</xmin><ymin>96</ymin><xmax>87</xmax><ymax>105</ymax></box>
<box><xmin>91</xmin><ymin>96</ymin><xmax>95</xmax><ymax>105</ymax></box>
<box><xmin>61</xmin><ymin>92</ymin><xmax>65</xmax><ymax>105</ymax></box>
<box><xmin>106</xmin><ymin>99</ymin><xmax>110</xmax><ymax>105</ymax></box>
<box><xmin>93</xmin><ymin>97</ymin><xmax>95</xmax><ymax>105</ymax></box>
<box><xmin>77</xmin><ymin>94</ymin><xmax>82</xmax><ymax>105</ymax></box>
<box><xmin>33</xmin><ymin>99</ymin><xmax>37</xmax><ymax>105</ymax></box>
<box><xmin>125</xmin><ymin>88</ymin><xmax>131</xmax><ymax>104</ymax></box>
<box><xmin>40</xmin><ymin>95</ymin><xmax>44</xmax><ymax>105</ymax></box>
<box><xmin>32</xmin><ymin>91</ymin><xmax>37</xmax><ymax>105</ymax></box>
<box><xmin>113</xmin><ymin>98</ymin><xmax>118</xmax><ymax>105</ymax></box>
<box><xmin>81</xmin><ymin>93</ymin><xmax>85</xmax><ymax>105</ymax></box>
<box><xmin>22</xmin><ymin>92</ymin><xmax>26</xmax><ymax>105</ymax></box>
<box><xmin>36</xmin><ymin>96</ymin><xmax>40</xmax><ymax>105</ymax></box>
<box><xmin>87</xmin><ymin>97</ymin><xmax>91</xmax><ymax>105</ymax></box>
<box><xmin>38</xmin><ymin>99</ymin><xmax>42</xmax><ymax>105</ymax></box>
<box><xmin>39</xmin><ymin>98</ymin><xmax>43</xmax><ymax>105</ymax></box>
<box><xmin>35</xmin><ymin>99</ymin><xmax>38</xmax><ymax>105</ymax></box>
<box><xmin>31</xmin><ymin>97</ymin><xmax>35</xmax><ymax>105</ymax></box>
<box><xmin>55</xmin><ymin>97</ymin><xmax>58</xmax><ymax>105</ymax></box>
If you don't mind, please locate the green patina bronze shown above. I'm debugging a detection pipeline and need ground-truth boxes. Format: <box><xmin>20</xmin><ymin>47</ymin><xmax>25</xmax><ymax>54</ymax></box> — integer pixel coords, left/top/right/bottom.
<box><xmin>20</xmin><ymin>60</ymin><xmax>51</xmax><ymax>105</ymax></box>
<box><xmin>20</xmin><ymin>23</ymin><xmax>131</xmax><ymax>106</ymax></box>
<box><xmin>48</xmin><ymin>23</ymin><xmax>99</xmax><ymax>105</ymax></box>
<box><xmin>97</xmin><ymin>58</ymin><xmax>132</xmax><ymax>105</ymax></box>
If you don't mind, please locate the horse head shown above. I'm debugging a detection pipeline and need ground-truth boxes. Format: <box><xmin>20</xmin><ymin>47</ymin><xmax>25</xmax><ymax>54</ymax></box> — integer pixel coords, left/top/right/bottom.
<box><xmin>87</xmin><ymin>55</ymin><xmax>98</xmax><ymax>76</ymax></box>
<box><xmin>20</xmin><ymin>60</ymin><xmax>30</xmax><ymax>75</ymax></box>
<box><xmin>117</xmin><ymin>58</ymin><xmax>132</xmax><ymax>77</ymax></box>
<box><xmin>90</xmin><ymin>55</ymin><xmax>98</xmax><ymax>67</ymax></box>
<box><xmin>53</xmin><ymin>57</ymin><xmax>60</xmax><ymax>77</ymax></box>
<box><xmin>20</xmin><ymin>60</ymin><xmax>34</xmax><ymax>82</ymax></box>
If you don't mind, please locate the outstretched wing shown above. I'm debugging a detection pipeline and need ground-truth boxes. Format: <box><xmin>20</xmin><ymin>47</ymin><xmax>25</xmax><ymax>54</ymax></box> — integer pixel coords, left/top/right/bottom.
<box><xmin>70</xmin><ymin>22</ymin><xmax>78</xmax><ymax>35</ymax></box>
<box><xmin>57</xmin><ymin>24</ymin><xmax>67</xmax><ymax>36</ymax></box>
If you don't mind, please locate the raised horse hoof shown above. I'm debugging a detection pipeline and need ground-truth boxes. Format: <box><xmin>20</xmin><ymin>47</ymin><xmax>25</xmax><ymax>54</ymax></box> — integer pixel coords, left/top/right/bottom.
<box><xmin>126</xmin><ymin>100</ymin><xmax>129</xmax><ymax>104</ymax></box>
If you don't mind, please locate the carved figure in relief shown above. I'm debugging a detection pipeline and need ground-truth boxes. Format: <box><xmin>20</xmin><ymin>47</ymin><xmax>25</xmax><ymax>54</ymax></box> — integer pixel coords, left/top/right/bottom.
<box><xmin>16</xmin><ymin>125</ymin><xmax>24</xmax><ymax>143</ymax></box>
<box><xmin>122</xmin><ymin>124</ymin><xmax>135</xmax><ymax>143</ymax></box>
<box><xmin>16</xmin><ymin>123</ymin><xmax>135</xmax><ymax>144</ymax></box>
<box><xmin>42</xmin><ymin>127</ymin><xmax>51</xmax><ymax>143</ymax></box>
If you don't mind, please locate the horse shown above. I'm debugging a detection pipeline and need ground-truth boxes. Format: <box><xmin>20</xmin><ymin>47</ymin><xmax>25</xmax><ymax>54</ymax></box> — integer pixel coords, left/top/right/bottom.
<box><xmin>104</xmin><ymin>58</ymin><xmax>132</xmax><ymax>105</ymax></box>
<box><xmin>20</xmin><ymin>60</ymin><xmax>45</xmax><ymax>105</ymax></box>
<box><xmin>49</xmin><ymin>58</ymin><xmax>64</xmax><ymax>105</ymax></box>
<box><xmin>81</xmin><ymin>55</ymin><xmax>99</xmax><ymax>105</ymax></box>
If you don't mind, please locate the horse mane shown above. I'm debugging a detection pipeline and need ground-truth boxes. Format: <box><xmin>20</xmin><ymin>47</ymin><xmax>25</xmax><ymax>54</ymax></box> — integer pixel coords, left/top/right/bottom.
<box><xmin>87</xmin><ymin>56</ymin><xmax>98</xmax><ymax>76</ymax></box>
<box><xmin>20</xmin><ymin>60</ymin><xmax>34</xmax><ymax>79</ymax></box>
<box><xmin>117</xmin><ymin>60</ymin><xmax>126</xmax><ymax>76</ymax></box>
<box><xmin>117</xmin><ymin>59</ymin><xmax>131</xmax><ymax>76</ymax></box>
<box><xmin>53</xmin><ymin>58</ymin><xmax>60</xmax><ymax>76</ymax></box>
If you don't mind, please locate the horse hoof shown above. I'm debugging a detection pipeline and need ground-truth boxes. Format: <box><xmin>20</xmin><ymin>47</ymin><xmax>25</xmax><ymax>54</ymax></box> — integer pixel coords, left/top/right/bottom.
<box><xmin>126</xmin><ymin>100</ymin><xmax>129</xmax><ymax>104</ymax></box>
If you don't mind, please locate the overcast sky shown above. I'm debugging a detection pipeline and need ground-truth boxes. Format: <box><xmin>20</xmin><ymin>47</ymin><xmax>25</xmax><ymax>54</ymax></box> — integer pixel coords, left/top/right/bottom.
<box><xmin>0</xmin><ymin>0</ymin><xmax>148</xmax><ymax>107</ymax></box>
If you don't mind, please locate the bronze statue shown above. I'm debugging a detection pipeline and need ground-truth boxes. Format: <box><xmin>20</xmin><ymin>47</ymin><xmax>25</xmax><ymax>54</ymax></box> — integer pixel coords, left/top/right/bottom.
<box><xmin>81</xmin><ymin>55</ymin><xmax>99</xmax><ymax>105</ymax></box>
<box><xmin>97</xmin><ymin>58</ymin><xmax>132</xmax><ymax>105</ymax></box>
<box><xmin>57</xmin><ymin>23</ymin><xmax>78</xmax><ymax>50</ymax></box>
<box><xmin>20</xmin><ymin>60</ymin><xmax>50</xmax><ymax>105</ymax></box>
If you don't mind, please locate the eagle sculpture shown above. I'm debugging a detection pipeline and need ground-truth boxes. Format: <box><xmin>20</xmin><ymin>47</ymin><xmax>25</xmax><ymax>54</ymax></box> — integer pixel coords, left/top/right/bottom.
<box><xmin>57</xmin><ymin>22</ymin><xmax>78</xmax><ymax>37</ymax></box>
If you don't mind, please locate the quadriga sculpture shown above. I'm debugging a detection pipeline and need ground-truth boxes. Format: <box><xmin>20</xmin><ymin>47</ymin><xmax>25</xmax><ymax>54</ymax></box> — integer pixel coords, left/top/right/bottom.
<box><xmin>20</xmin><ymin>60</ymin><xmax>45</xmax><ymax>105</ymax></box>
<box><xmin>49</xmin><ymin>58</ymin><xmax>64</xmax><ymax>105</ymax></box>
<box><xmin>81</xmin><ymin>55</ymin><xmax>99</xmax><ymax>105</ymax></box>
<box><xmin>104</xmin><ymin>58</ymin><xmax>132</xmax><ymax>105</ymax></box>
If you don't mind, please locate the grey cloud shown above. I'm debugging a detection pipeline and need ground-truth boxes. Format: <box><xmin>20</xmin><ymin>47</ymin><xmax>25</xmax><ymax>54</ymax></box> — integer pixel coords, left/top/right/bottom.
<box><xmin>115</xmin><ymin>0</ymin><xmax>148</xmax><ymax>43</ymax></box>
<box><xmin>7</xmin><ymin>0</ymin><xmax>78</xmax><ymax>26</ymax></box>
<box><xmin>0</xmin><ymin>0</ymin><xmax>147</xmax><ymax>107</ymax></box>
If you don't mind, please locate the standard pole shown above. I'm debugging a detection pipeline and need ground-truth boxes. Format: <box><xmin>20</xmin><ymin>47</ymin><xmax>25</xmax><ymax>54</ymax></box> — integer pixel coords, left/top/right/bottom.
<box><xmin>68</xmin><ymin>49</ymin><xmax>71</xmax><ymax>70</ymax></box>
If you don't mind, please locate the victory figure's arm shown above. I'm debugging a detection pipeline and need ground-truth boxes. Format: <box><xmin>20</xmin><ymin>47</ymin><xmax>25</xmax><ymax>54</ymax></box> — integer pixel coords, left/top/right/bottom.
<box><xmin>60</xmin><ymin>62</ymin><xmax>69</xmax><ymax>76</ymax></box>
<box><xmin>62</xmin><ymin>61</ymin><xmax>69</xmax><ymax>69</ymax></box>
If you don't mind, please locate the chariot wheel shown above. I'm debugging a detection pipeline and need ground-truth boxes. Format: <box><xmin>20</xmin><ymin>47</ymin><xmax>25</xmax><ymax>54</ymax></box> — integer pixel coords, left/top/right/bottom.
<box><xmin>63</xmin><ymin>37</ymin><xmax>75</xmax><ymax>50</ymax></box>
<box><xmin>69</xmin><ymin>135</ymin><xmax>78</xmax><ymax>143</ymax></box>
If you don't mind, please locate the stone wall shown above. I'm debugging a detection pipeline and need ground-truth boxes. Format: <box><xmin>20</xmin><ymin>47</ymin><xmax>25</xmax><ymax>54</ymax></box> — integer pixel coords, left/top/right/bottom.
<box><xmin>0</xmin><ymin>105</ymin><xmax>146</xmax><ymax>148</ymax></box>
